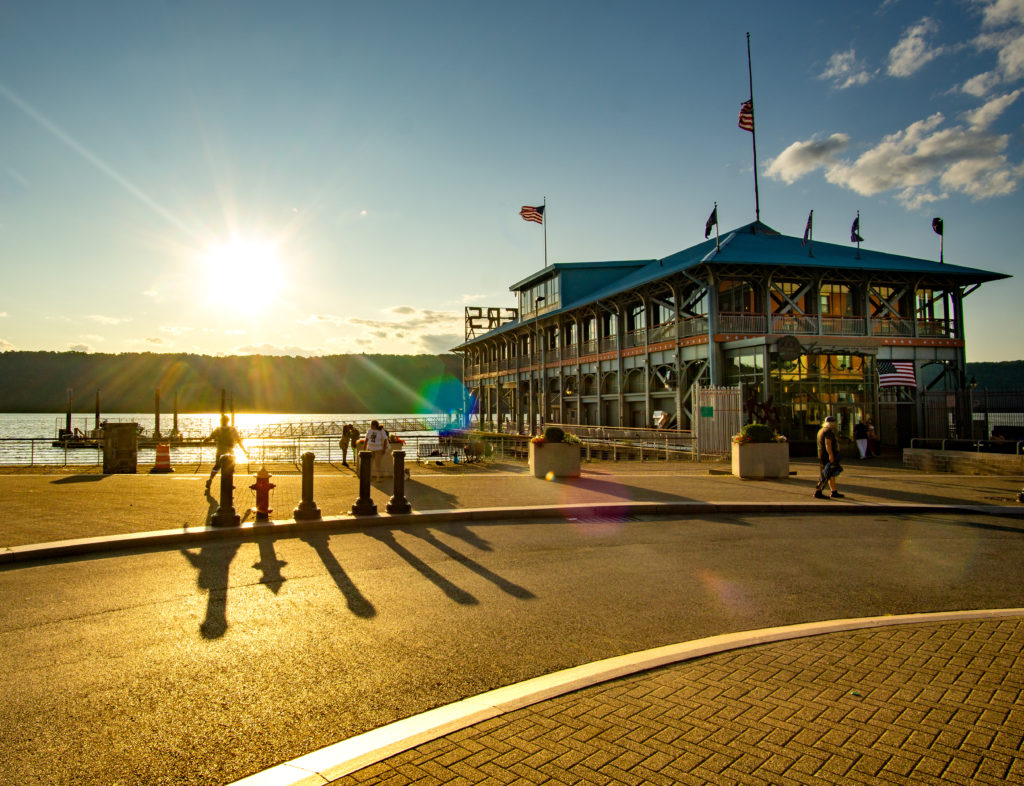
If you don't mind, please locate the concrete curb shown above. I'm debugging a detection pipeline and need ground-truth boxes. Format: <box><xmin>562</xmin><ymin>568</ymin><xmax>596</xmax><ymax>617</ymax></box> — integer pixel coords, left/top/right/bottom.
<box><xmin>2</xmin><ymin>500</ymin><xmax>1022</xmax><ymax>565</ymax></box>
<box><xmin>227</xmin><ymin>608</ymin><xmax>1024</xmax><ymax>786</ymax></box>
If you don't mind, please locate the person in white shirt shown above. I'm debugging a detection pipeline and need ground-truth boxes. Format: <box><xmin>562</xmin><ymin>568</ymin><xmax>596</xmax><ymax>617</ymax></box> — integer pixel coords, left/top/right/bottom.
<box><xmin>364</xmin><ymin>419</ymin><xmax>388</xmax><ymax>480</ymax></box>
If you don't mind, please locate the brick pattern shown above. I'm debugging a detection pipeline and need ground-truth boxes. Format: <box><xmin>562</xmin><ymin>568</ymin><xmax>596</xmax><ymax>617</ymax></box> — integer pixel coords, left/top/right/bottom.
<box><xmin>333</xmin><ymin>619</ymin><xmax>1024</xmax><ymax>785</ymax></box>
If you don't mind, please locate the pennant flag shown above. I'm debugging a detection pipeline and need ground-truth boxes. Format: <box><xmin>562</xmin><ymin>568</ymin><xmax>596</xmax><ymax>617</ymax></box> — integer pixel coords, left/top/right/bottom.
<box><xmin>704</xmin><ymin>205</ymin><xmax>718</xmax><ymax>239</ymax></box>
<box><xmin>801</xmin><ymin>210</ymin><xmax>813</xmax><ymax>247</ymax></box>
<box><xmin>737</xmin><ymin>100</ymin><xmax>754</xmax><ymax>132</ymax></box>
<box><xmin>851</xmin><ymin>215</ymin><xmax>863</xmax><ymax>243</ymax></box>
<box><xmin>878</xmin><ymin>360</ymin><xmax>917</xmax><ymax>388</ymax></box>
<box><xmin>520</xmin><ymin>205</ymin><xmax>544</xmax><ymax>224</ymax></box>
<box><xmin>932</xmin><ymin>217</ymin><xmax>943</xmax><ymax>236</ymax></box>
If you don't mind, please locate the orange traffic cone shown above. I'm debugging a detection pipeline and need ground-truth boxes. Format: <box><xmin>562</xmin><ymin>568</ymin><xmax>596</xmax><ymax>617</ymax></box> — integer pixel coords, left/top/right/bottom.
<box><xmin>150</xmin><ymin>443</ymin><xmax>174</xmax><ymax>474</ymax></box>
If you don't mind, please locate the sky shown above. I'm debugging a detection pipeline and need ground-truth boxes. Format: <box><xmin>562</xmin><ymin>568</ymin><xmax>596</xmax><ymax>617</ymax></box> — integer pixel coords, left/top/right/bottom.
<box><xmin>0</xmin><ymin>0</ymin><xmax>1022</xmax><ymax>361</ymax></box>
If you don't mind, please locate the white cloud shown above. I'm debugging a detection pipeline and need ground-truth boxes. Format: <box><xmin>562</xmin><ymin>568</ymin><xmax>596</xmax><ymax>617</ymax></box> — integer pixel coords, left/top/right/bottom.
<box><xmin>820</xmin><ymin>49</ymin><xmax>874</xmax><ymax>88</ymax></box>
<box><xmin>767</xmin><ymin>109</ymin><xmax>1022</xmax><ymax>207</ymax></box>
<box><xmin>964</xmin><ymin>88</ymin><xmax>1022</xmax><ymax>126</ymax></box>
<box><xmin>963</xmin><ymin>0</ymin><xmax>1024</xmax><ymax>93</ymax></box>
<box><xmin>145</xmin><ymin>337</ymin><xmax>168</xmax><ymax>346</ymax></box>
<box><xmin>888</xmin><ymin>18</ymin><xmax>945</xmax><ymax>77</ymax></box>
<box><xmin>232</xmin><ymin>343</ymin><xmax>324</xmax><ymax>356</ymax></box>
<box><xmin>87</xmin><ymin>314</ymin><xmax>131</xmax><ymax>325</ymax></box>
<box><xmin>0</xmin><ymin>337</ymin><xmax>15</xmax><ymax>351</ymax></box>
<box><xmin>0</xmin><ymin>312</ymin><xmax>8</xmax><ymax>317</ymax></box>
<box><xmin>764</xmin><ymin>134</ymin><xmax>850</xmax><ymax>183</ymax></box>
<box><xmin>67</xmin><ymin>343</ymin><xmax>92</xmax><ymax>353</ymax></box>
<box><xmin>297</xmin><ymin>314</ymin><xmax>345</xmax><ymax>327</ymax></box>
<box><xmin>388</xmin><ymin>305</ymin><xmax>416</xmax><ymax>315</ymax></box>
<box><xmin>159</xmin><ymin>325</ymin><xmax>193</xmax><ymax>335</ymax></box>
<box><xmin>461</xmin><ymin>293</ymin><xmax>489</xmax><ymax>303</ymax></box>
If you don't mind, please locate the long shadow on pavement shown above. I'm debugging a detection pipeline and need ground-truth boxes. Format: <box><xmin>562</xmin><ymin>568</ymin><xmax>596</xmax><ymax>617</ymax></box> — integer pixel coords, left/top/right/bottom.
<box><xmin>410</xmin><ymin>527</ymin><xmax>535</xmax><ymax>600</ymax></box>
<box><xmin>367</xmin><ymin>527</ymin><xmax>477</xmax><ymax>605</ymax></box>
<box><xmin>300</xmin><ymin>531</ymin><xmax>376</xmax><ymax>618</ymax></box>
<box><xmin>180</xmin><ymin>541</ymin><xmax>241</xmax><ymax>639</ymax></box>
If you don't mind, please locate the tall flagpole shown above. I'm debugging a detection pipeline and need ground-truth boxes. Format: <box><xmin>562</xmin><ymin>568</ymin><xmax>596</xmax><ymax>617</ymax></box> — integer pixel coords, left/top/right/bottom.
<box><xmin>747</xmin><ymin>32</ymin><xmax>760</xmax><ymax>223</ymax></box>
<box><xmin>543</xmin><ymin>196</ymin><xmax>548</xmax><ymax>267</ymax></box>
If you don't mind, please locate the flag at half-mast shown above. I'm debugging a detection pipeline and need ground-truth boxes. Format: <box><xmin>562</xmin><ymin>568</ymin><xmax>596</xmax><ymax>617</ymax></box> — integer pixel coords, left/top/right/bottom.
<box><xmin>738</xmin><ymin>100</ymin><xmax>754</xmax><ymax>132</ymax></box>
<box><xmin>520</xmin><ymin>205</ymin><xmax>544</xmax><ymax>224</ymax></box>
<box><xmin>801</xmin><ymin>210</ymin><xmax>813</xmax><ymax>246</ymax></box>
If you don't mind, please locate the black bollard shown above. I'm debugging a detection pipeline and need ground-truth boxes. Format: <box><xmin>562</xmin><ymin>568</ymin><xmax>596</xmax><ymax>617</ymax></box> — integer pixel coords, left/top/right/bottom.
<box><xmin>211</xmin><ymin>454</ymin><xmax>241</xmax><ymax>527</ymax></box>
<box><xmin>292</xmin><ymin>451</ymin><xmax>322</xmax><ymax>520</ymax></box>
<box><xmin>386</xmin><ymin>450</ymin><xmax>412</xmax><ymax>514</ymax></box>
<box><xmin>351</xmin><ymin>450</ymin><xmax>378</xmax><ymax>516</ymax></box>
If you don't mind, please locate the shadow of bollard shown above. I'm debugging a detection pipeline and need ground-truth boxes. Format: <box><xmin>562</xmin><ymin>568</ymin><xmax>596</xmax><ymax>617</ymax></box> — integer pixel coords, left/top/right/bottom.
<box><xmin>351</xmin><ymin>450</ymin><xmax>378</xmax><ymax>516</ymax></box>
<box><xmin>210</xmin><ymin>454</ymin><xmax>240</xmax><ymax>527</ymax></box>
<box><xmin>293</xmin><ymin>451</ymin><xmax>322</xmax><ymax>520</ymax></box>
<box><xmin>386</xmin><ymin>450</ymin><xmax>412</xmax><ymax>514</ymax></box>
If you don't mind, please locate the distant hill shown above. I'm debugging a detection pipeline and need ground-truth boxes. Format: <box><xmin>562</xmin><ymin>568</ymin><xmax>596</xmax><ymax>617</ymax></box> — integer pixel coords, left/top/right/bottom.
<box><xmin>966</xmin><ymin>361</ymin><xmax>1024</xmax><ymax>391</ymax></box>
<box><xmin>0</xmin><ymin>352</ymin><xmax>465</xmax><ymax>414</ymax></box>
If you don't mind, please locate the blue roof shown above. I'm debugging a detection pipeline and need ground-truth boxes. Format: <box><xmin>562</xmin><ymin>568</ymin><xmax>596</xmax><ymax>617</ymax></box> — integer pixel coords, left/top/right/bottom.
<box><xmin>456</xmin><ymin>221</ymin><xmax>1010</xmax><ymax>348</ymax></box>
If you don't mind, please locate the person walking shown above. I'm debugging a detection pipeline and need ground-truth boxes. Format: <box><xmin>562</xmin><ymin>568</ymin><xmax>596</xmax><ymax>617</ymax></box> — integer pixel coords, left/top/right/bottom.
<box><xmin>364</xmin><ymin>419</ymin><xmax>388</xmax><ymax>480</ymax></box>
<box><xmin>853</xmin><ymin>418</ymin><xmax>869</xmax><ymax>460</ymax></box>
<box><xmin>206</xmin><ymin>415</ymin><xmax>248</xmax><ymax>491</ymax></box>
<box><xmin>814</xmin><ymin>415</ymin><xmax>844</xmax><ymax>499</ymax></box>
<box><xmin>339</xmin><ymin>423</ymin><xmax>359</xmax><ymax>467</ymax></box>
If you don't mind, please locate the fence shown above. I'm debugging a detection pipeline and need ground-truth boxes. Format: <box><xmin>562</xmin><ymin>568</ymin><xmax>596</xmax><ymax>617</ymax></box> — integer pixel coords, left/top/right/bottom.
<box><xmin>692</xmin><ymin>385</ymin><xmax>743</xmax><ymax>457</ymax></box>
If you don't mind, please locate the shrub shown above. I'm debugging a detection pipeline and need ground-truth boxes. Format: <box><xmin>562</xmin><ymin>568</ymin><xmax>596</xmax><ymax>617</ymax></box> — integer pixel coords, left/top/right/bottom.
<box><xmin>542</xmin><ymin>426</ymin><xmax>565</xmax><ymax>443</ymax></box>
<box><xmin>739</xmin><ymin>423</ymin><xmax>777</xmax><ymax>443</ymax></box>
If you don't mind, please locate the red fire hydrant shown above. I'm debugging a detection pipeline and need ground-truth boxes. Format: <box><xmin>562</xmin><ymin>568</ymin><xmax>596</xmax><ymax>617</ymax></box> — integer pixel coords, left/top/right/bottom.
<box><xmin>250</xmin><ymin>466</ymin><xmax>275</xmax><ymax>522</ymax></box>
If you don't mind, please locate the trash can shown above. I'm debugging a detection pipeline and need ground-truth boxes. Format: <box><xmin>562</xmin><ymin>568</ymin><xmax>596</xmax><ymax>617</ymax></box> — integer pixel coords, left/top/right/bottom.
<box><xmin>103</xmin><ymin>422</ymin><xmax>138</xmax><ymax>474</ymax></box>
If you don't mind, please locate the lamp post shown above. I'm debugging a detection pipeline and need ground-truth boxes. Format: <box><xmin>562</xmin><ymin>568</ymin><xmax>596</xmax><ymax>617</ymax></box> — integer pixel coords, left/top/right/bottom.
<box><xmin>534</xmin><ymin>295</ymin><xmax>545</xmax><ymax>434</ymax></box>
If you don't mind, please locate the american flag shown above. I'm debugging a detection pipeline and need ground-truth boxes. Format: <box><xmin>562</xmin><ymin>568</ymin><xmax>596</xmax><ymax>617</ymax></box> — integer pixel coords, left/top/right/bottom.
<box><xmin>738</xmin><ymin>100</ymin><xmax>754</xmax><ymax>132</ymax></box>
<box><xmin>851</xmin><ymin>214</ymin><xmax>863</xmax><ymax>243</ymax></box>
<box><xmin>520</xmin><ymin>205</ymin><xmax>544</xmax><ymax>224</ymax></box>
<box><xmin>801</xmin><ymin>210</ymin><xmax>813</xmax><ymax>247</ymax></box>
<box><xmin>878</xmin><ymin>360</ymin><xmax>916</xmax><ymax>388</ymax></box>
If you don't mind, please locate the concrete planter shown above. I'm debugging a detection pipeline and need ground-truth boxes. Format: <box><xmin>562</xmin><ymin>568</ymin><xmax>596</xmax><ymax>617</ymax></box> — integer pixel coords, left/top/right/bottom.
<box><xmin>529</xmin><ymin>441</ymin><xmax>581</xmax><ymax>478</ymax></box>
<box><xmin>731</xmin><ymin>441</ymin><xmax>789</xmax><ymax>479</ymax></box>
<box><xmin>355</xmin><ymin>442</ymin><xmax>396</xmax><ymax>477</ymax></box>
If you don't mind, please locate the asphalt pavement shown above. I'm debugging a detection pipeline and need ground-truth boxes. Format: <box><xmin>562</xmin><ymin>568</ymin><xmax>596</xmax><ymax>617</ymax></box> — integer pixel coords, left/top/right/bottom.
<box><xmin>1</xmin><ymin>456</ymin><xmax>1022</xmax><ymax>785</ymax></box>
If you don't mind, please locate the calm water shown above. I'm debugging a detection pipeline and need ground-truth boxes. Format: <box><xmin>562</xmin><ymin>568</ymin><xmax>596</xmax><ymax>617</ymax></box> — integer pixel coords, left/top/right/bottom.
<box><xmin>0</xmin><ymin>412</ymin><xmax>451</xmax><ymax>466</ymax></box>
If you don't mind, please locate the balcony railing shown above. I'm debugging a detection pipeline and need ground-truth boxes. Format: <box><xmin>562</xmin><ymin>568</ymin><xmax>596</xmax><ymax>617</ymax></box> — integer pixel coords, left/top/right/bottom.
<box><xmin>623</xmin><ymin>328</ymin><xmax>647</xmax><ymax>348</ymax></box>
<box><xmin>821</xmin><ymin>316</ymin><xmax>866</xmax><ymax>336</ymax></box>
<box><xmin>599</xmin><ymin>336</ymin><xmax>618</xmax><ymax>353</ymax></box>
<box><xmin>871</xmin><ymin>319</ymin><xmax>914</xmax><ymax>337</ymax></box>
<box><xmin>917</xmin><ymin>319</ymin><xmax>955</xmax><ymax>338</ymax></box>
<box><xmin>679</xmin><ymin>316</ymin><xmax>709</xmax><ymax>337</ymax></box>
<box><xmin>720</xmin><ymin>312</ymin><xmax>769</xmax><ymax>333</ymax></box>
<box><xmin>770</xmin><ymin>313</ymin><xmax>816</xmax><ymax>334</ymax></box>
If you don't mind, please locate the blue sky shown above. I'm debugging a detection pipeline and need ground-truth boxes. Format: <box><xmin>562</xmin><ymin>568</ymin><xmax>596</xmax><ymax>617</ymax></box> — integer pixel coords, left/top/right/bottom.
<box><xmin>0</xmin><ymin>0</ymin><xmax>1021</xmax><ymax>361</ymax></box>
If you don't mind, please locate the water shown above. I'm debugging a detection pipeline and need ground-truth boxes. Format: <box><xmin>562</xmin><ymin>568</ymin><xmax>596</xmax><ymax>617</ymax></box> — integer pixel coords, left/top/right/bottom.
<box><xmin>0</xmin><ymin>412</ymin><xmax>453</xmax><ymax>467</ymax></box>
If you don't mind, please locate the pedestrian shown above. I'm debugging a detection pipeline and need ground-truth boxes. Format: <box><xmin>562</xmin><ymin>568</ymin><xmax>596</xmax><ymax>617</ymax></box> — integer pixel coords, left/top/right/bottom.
<box><xmin>867</xmin><ymin>420</ymin><xmax>880</xmax><ymax>457</ymax></box>
<box><xmin>206</xmin><ymin>415</ymin><xmax>248</xmax><ymax>490</ymax></box>
<box><xmin>364</xmin><ymin>419</ymin><xmax>388</xmax><ymax>480</ymax></box>
<box><xmin>814</xmin><ymin>414</ymin><xmax>844</xmax><ymax>499</ymax></box>
<box><xmin>339</xmin><ymin>423</ymin><xmax>359</xmax><ymax>467</ymax></box>
<box><xmin>853</xmin><ymin>418</ymin><xmax>869</xmax><ymax>460</ymax></box>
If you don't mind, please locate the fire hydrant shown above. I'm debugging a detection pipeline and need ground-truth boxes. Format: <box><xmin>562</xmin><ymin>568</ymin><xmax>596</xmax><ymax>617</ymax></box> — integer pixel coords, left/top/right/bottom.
<box><xmin>250</xmin><ymin>466</ymin><xmax>275</xmax><ymax>522</ymax></box>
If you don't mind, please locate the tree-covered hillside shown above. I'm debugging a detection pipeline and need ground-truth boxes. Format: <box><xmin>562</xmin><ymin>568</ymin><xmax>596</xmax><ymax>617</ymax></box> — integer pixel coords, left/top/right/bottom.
<box><xmin>966</xmin><ymin>361</ymin><xmax>1024</xmax><ymax>391</ymax></box>
<box><xmin>0</xmin><ymin>352</ymin><xmax>465</xmax><ymax>413</ymax></box>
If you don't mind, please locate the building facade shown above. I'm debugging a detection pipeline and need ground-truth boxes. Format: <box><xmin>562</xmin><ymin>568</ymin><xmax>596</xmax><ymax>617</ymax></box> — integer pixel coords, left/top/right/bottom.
<box><xmin>455</xmin><ymin>222</ymin><xmax>1008</xmax><ymax>447</ymax></box>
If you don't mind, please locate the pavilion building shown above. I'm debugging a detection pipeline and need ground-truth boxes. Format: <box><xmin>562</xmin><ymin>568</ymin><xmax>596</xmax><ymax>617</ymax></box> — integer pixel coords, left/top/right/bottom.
<box><xmin>454</xmin><ymin>221</ymin><xmax>1009</xmax><ymax>448</ymax></box>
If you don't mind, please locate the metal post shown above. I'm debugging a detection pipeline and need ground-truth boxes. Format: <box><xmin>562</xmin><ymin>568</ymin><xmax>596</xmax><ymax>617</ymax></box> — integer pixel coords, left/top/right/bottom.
<box><xmin>292</xmin><ymin>451</ymin><xmax>321</xmax><ymax>520</ymax></box>
<box><xmin>351</xmin><ymin>450</ymin><xmax>378</xmax><ymax>516</ymax></box>
<box><xmin>211</xmin><ymin>454</ymin><xmax>240</xmax><ymax>527</ymax></box>
<box><xmin>386</xmin><ymin>451</ymin><xmax>412</xmax><ymax>514</ymax></box>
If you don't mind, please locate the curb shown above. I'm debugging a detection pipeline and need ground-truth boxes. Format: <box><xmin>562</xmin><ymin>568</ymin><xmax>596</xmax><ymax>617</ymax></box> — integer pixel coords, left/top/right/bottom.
<box><xmin>227</xmin><ymin>608</ymin><xmax>1024</xmax><ymax>786</ymax></box>
<box><xmin>2</xmin><ymin>500</ymin><xmax>1022</xmax><ymax>565</ymax></box>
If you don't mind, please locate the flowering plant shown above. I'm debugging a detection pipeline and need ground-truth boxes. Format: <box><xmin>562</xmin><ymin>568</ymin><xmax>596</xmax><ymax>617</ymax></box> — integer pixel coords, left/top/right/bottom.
<box><xmin>732</xmin><ymin>423</ymin><xmax>785</xmax><ymax>444</ymax></box>
<box><xmin>388</xmin><ymin>435</ymin><xmax>405</xmax><ymax>446</ymax></box>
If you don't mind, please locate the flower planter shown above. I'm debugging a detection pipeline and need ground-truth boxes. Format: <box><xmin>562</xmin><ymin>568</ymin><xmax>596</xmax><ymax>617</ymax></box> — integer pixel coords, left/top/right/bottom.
<box><xmin>529</xmin><ymin>441</ymin><xmax>581</xmax><ymax>478</ymax></box>
<box><xmin>731</xmin><ymin>441</ymin><xmax>789</xmax><ymax>479</ymax></box>
<box><xmin>355</xmin><ymin>441</ymin><xmax>396</xmax><ymax>477</ymax></box>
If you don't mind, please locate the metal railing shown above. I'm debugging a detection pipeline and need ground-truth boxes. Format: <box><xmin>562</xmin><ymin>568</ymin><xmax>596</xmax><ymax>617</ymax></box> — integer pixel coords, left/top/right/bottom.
<box><xmin>820</xmin><ymin>316</ymin><xmax>866</xmax><ymax>336</ymax></box>
<box><xmin>909</xmin><ymin>438</ymin><xmax>1024</xmax><ymax>455</ymax></box>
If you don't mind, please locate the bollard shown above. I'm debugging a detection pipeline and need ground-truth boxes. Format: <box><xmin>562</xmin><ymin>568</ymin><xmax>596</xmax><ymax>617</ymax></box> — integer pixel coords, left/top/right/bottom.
<box><xmin>386</xmin><ymin>450</ymin><xmax>412</xmax><ymax>514</ymax></box>
<box><xmin>292</xmin><ymin>451</ymin><xmax>322</xmax><ymax>520</ymax></box>
<box><xmin>351</xmin><ymin>450</ymin><xmax>378</xmax><ymax>516</ymax></box>
<box><xmin>210</xmin><ymin>454</ymin><xmax>240</xmax><ymax>527</ymax></box>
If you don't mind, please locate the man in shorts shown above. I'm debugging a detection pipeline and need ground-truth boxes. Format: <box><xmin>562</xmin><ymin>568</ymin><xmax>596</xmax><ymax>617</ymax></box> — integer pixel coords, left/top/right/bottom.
<box><xmin>206</xmin><ymin>415</ymin><xmax>247</xmax><ymax>490</ymax></box>
<box><xmin>814</xmin><ymin>415</ymin><xmax>844</xmax><ymax>499</ymax></box>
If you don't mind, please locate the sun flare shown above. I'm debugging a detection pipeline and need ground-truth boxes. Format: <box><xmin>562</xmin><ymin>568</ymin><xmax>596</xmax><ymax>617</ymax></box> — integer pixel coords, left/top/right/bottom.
<box><xmin>201</xmin><ymin>238</ymin><xmax>284</xmax><ymax>310</ymax></box>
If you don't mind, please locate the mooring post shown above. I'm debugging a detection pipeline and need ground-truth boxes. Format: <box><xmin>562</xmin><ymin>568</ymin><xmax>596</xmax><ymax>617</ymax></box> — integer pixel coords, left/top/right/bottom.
<box><xmin>351</xmin><ymin>450</ymin><xmax>378</xmax><ymax>516</ymax></box>
<box><xmin>386</xmin><ymin>450</ymin><xmax>412</xmax><ymax>514</ymax></box>
<box><xmin>211</xmin><ymin>454</ymin><xmax>240</xmax><ymax>527</ymax></box>
<box><xmin>292</xmin><ymin>451</ymin><xmax>321</xmax><ymax>520</ymax></box>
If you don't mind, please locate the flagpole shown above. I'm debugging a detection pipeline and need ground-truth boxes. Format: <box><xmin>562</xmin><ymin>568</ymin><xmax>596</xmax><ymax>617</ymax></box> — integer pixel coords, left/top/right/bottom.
<box><xmin>747</xmin><ymin>32</ymin><xmax>760</xmax><ymax>223</ymax></box>
<box><xmin>543</xmin><ymin>196</ymin><xmax>548</xmax><ymax>268</ymax></box>
<box><xmin>715</xmin><ymin>202</ymin><xmax>720</xmax><ymax>251</ymax></box>
<box><xmin>855</xmin><ymin>210</ymin><xmax>862</xmax><ymax>260</ymax></box>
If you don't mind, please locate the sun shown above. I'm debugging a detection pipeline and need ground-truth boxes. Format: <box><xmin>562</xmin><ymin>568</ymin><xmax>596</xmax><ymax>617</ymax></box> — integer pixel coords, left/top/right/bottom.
<box><xmin>201</xmin><ymin>237</ymin><xmax>285</xmax><ymax>310</ymax></box>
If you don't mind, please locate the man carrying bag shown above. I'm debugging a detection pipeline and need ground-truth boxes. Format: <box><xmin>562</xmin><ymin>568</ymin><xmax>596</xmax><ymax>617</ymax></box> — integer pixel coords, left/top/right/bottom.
<box><xmin>814</xmin><ymin>415</ymin><xmax>845</xmax><ymax>499</ymax></box>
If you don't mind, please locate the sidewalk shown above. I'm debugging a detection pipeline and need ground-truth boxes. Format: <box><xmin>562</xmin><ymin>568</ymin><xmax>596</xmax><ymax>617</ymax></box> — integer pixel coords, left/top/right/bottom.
<box><xmin>241</xmin><ymin>611</ymin><xmax>1024</xmax><ymax>786</ymax></box>
<box><xmin>1</xmin><ymin>457</ymin><xmax>1022</xmax><ymax>551</ymax></box>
